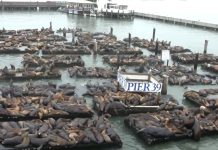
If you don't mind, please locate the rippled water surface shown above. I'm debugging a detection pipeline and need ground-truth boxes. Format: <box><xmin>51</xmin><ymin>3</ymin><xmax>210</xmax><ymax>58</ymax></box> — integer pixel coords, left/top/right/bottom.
<box><xmin>0</xmin><ymin>10</ymin><xmax>218</xmax><ymax>150</ymax></box>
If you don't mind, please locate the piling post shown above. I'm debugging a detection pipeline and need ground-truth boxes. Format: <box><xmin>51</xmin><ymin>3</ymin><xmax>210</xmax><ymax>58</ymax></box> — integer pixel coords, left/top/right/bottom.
<box><xmin>155</xmin><ymin>41</ymin><xmax>158</xmax><ymax>55</ymax></box>
<box><xmin>111</xmin><ymin>10</ymin><xmax>113</xmax><ymax>18</ymax></box>
<box><xmin>82</xmin><ymin>7</ymin><xmax>84</xmax><ymax>15</ymax></box>
<box><xmin>117</xmin><ymin>81</ymin><xmax>120</xmax><ymax>91</ymax></box>
<box><xmin>117</xmin><ymin>51</ymin><xmax>120</xmax><ymax>68</ymax></box>
<box><xmin>72</xmin><ymin>31</ymin><xmax>75</xmax><ymax>43</ymax></box>
<box><xmin>49</xmin><ymin>21</ymin><xmax>52</xmax><ymax>31</ymax></box>
<box><xmin>194</xmin><ymin>53</ymin><xmax>199</xmax><ymax>72</ymax></box>
<box><xmin>93</xmin><ymin>39</ymin><xmax>97</xmax><ymax>55</ymax></box>
<box><xmin>118</xmin><ymin>10</ymin><xmax>119</xmax><ymax>18</ymax></box>
<box><xmin>1</xmin><ymin>0</ymin><xmax>4</xmax><ymax>11</ymax></box>
<box><xmin>148</xmin><ymin>71</ymin><xmax>151</xmax><ymax>81</ymax></box>
<box><xmin>63</xmin><ymin>31</ymin><xmax>66</xmax><ymax>38</ymax></box>
<box><xmin>161</xmin><ymin>75</ymin><xmax>168</xmax><ymax>95</ymax></box>
<box><xmin>128</xmin><ymin>33</ymin><xmax>131</xmax><ymax>47</ymax></box>
<box><xmin>110</xmin><ymin>27</ymin><xmax>113</xmax><ymax>36</ymax></box>
<box><xmin>203</xmin><ymin>40</ymin><xmax>208</xmax><ymax>54</ymax></box>
<box><xmin>152</xmin><ymin>28</ymin><xmax>156</xmax><ymax>41</ymax></box>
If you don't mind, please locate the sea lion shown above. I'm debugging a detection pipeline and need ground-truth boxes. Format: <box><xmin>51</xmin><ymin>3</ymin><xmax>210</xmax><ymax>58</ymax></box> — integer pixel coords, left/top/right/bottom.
<box><xmin>57</xmin><ymin>129</ymin><xmax>69</xmax><ymax>141</ymax></box>
<box><xmin>49</xmin><ymin>134</ymin><xmax>68</xmax><ymax>146</ymax></box>
<box><xmin>1</xmin><ymin>122</ymin><xmax>13</xmax><ymax>131</ymax></box>
<box><xmin>84</xmin><ymin>128</ymin><xmax>97</xmax><ymax>143</ymax></box>
<box><xmin>2</xmin><ymin>136</ymin><xmax>23</xmax><ymax>145</ymax></box>
<box><xmin>38</xmin><ymin>123</ymin><xmax>49</xmax><ymax>136</ymax></box>
<box><xmin>192</xmin><ymin>117</ymin><xmax>201</xmax><ymax>141</ymax></box>
<box><xmin>48</xmin><ymin>118</ymin><xmax>56</xmax><ymax>128</ymax></box>
<box><xmin>138</xmin><ymin>126</ymin><xmax>173</xmax><ymax>139</ymax></box>
<box><xmin>104</xmin><ymin>101</ymin><xmax>126</xmax><ymax>115</ymax></box>
<box><xmin>9</xmin><ymin>122</ymin><xmax>20</xmax><ymax>129</ymax></box>
<box><xmin>92</xmin><ymin>128</ymin><xmax>104</xmax><ymax>144</ymax></box>
<box><xmin>30</xmin><ymin>137</ymin><xmax>49</xmax><ymax>146</ymax></box>
<box><xmin>101</xmin><ymin>129</ymin><xmax>112</xmax><ymax>143</ymax></box>
<box><xmin>15</xmin><ymin>132</ymin><xmax>30</xmax><ymax>148</ymax></box>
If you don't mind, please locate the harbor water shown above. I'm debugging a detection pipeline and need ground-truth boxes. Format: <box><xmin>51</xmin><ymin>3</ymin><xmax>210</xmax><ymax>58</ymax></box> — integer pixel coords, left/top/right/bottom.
<box><xmin>0</xmin><ymin>3</ymin><xmax>218</xmax><ymax>150</ymax></box>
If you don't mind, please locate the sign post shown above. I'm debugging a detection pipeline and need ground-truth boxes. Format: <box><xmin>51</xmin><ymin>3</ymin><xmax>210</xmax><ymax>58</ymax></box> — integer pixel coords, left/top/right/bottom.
<box><xmin>161</xmin><ymin>50</ymin><xmax>170</xmax><ymax>66</ymax></box>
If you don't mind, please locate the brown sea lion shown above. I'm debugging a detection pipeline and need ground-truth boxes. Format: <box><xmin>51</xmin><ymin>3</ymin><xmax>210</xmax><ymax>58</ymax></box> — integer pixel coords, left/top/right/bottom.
<box><xmin>92</xmin><ymin>128</ymin><xmax>104</xmax><ymax>144</ymax></box>
<box><xmin>38</xmin><ymin>123</ymin><xmax>49</xmax><ymax>136</ymax></box>
<box><xmin>192</xmin><ymin>117</ymin><xmax>201</xmax><ymax>141</ymax></box>
<box><xmin>30</xmin><ymin>137</ymin><xmax>49</xmax><ymax>146</ymax></box>
<box><xmin>49</xmin><ymin>134</ymin><xmax>68</xmax><ymax>146</ymax></box>
<box><xmin>101</xmin><ymin>129</ymin><xmax>112</xmax><ymax>143</ymax></box>
<box><xmin>15</xmin><ymin>132</ymin><xmax>30</xmax><ymax>148</ymax></box>
<box><xmin>84</xmin><ymin>128</ymin><xmax>97</xmax><ymax>143</ymax></box>
<box><xmin>2</xmin><ymin>136</ymin><xmax>23</xmax><ymax>145</ymax></box>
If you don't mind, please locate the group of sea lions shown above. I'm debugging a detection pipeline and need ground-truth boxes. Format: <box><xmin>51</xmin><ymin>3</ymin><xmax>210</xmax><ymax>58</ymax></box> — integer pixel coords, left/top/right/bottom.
<box><xmin>124</xmin><ymin>106</ymin><xmax>218</xmax><ymax>145</ymax></box>
<box><xmin>56</xmin><ymin>27</ymin><xmax>82</xmax><ymax>33</ymax></box>
<box><xmin>184</xmin><ymin>88</ymin><xmax>218</xmax><ymax>110</ymax></box>
<box><xmin>0</xmin><ymin>116</ymin><xmax>122</xmax><ymax>149</ymax></box>
<box><xmin>0</xmin><ymin>28</ymin><xmax>67</xmax><ymax>54</ymax></box>
<box><xmin>172</xmin><ymin>53</ymin><xmax>218</xmax><ymax>64</ymax></box>
<box><xmin>41</xmin><ymin>43</ymin><xmax>92</xmax><ymax>55</ymax></box>
<box><xmin>134</xmin><ymin>60</ymin><xmax>217</xmax><ymax>85</ymax></box>
<box><xmin>0</xmin><ymin>93</ymin><xmax>94</xmax><ymax>120</ymax></box>
<box><xmin>23</xmin><ymin>54</ymin><xmax>85</xmax><ymax>68</ymax></box>
<box><xmin>75</xmin><ymin>31</ymin><xmax>142</xmax><ymax>55</ymax></box>
<box><xmin>84</xmin><ymin>80</ymin><xmax>118</xmax><ymax>96</ymax></box>
<box><xmin>68</xmin><ymin>66</ymin><xmax>117</xmax><ymax>78</ymax></box>
<box><xmin>103</xmin><ymin>55</ymin><xmax>149</xmax><ymax>66</ymax></box>
<box><xmin>123</xmin><ymin>36</ymin><xmax>191</xmax><ymax>54</ymax></box>
<box><xmin>97</xmin><ymin>40</ymin><xmax>143</xmax><ymax>55</ymax></box>
<box><xmin>0</xmin><ymin>82</ymin><xmax>75</xmax><ymax>97</ymax></box>
<box><xmin>0</xmin><ymin>66</ymin><xmax>61</xmax><ymax>81</ymax></box>
<box><xmin>1</xmin><ymin>26</ymin><xmax>218</xmax><ymax>148</ymax></box>
<box><xmin>93</xmin><ymin>91</ymin><xmax>180</xmax><ymax>115</ymax></box>
<box><xmin>201</xmin><ymin>62</ymin><xmax>218</xmax><ymax>73</ymax></box>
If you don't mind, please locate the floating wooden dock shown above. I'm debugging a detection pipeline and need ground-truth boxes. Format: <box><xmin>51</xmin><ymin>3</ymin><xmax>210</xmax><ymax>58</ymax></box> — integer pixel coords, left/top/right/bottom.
<box><xmin>134</xmin><ymin>12</ymin><xmax>218</xmax><ymax>31</ymax></box>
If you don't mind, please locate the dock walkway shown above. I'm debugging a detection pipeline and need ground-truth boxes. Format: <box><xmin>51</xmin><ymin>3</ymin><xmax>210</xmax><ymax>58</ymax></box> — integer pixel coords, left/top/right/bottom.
<box><xmin>134</xmin><ymin>12</ymin><xmax>218</xmax><ymax>31</ymax></box>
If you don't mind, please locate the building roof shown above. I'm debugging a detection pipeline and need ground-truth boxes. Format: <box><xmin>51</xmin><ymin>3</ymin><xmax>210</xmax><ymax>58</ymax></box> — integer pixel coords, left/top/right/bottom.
<box><xmin>2</xmin><ymin>0</ymin><xmax>95</xmax><ymax>4</ymax></box>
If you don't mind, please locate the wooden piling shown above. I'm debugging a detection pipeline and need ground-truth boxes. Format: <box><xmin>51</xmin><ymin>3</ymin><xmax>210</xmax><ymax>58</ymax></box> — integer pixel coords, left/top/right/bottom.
<box><xmin>63</xmin><ymin>31</ymin><xmax>66</xmax><ymax>38</ymax></box>
<box><xmin>128</xmin><ymin>33</ymin><xmax>131</xmax><ymax>47</ymax></box>
<box><xmin>203</xmin><ymin>40</ymin><xmax>208</xmax><ymax>54</ymax></box>
<box><xmin>194</xmin><ymin>53</ymin><xmax>199</xmax><ymax>72</ymax></box>
<box><xmin>117</xmin><ymin>51</ymin><xmax>120</xmax><ymax>68</ymax></box>
<box><xmin>166</xmin><ymin>60</ymin><xmax>169</xmax><ymax>67</ymax></box>
<box><xmin>161</xmin><ymin>75</ymin><xmax>168</xmax><ymax>95</ymax></box>
<box><xmin>49</xmin><ymin>21</ymin><xmax>52</xmax><ymax>31</ymax></box>
<box><xmin>72</xmin><ymin>31</ymin><xmax>75</xmax><ymax>43</ymax></box>
<box><xmin>148</xmin><ymin>72</ymin><xmax>151</xmax><ymax>81</ymax></box>
<box><xmin>93</xmin><ymin>39</ymin><xmax>97</xmax><ymax>55</ymax></box>
<box><xmin>155</xmin><ymin>41</ymin><xmax>158</xmax><ymax>55</ymax></box>
<box><xmin>110</xmin><ymin>27</ymin><xmax>113</xmax><ymax>36</ymax></box>
<box><xmin>152</xmin><ymin>28</ymin><xmax>156</xmax><ymax>41</ymax></box>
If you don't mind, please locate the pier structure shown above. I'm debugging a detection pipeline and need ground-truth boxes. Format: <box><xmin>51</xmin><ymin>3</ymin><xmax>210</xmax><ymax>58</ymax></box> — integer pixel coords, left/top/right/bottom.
<box><xmin>97</xmin><ymin>9</ymin><xmax>134</xmax><ymax>19</ymax></box>
<box><xmin>0</xmin><ymin>1</ymin><xmax>65</xmax><ymax>11</ymax></box>
<box><xmin>135</xmin><ymin>12</ymin><xmax>218</xmax><ymax>31</ymax></box>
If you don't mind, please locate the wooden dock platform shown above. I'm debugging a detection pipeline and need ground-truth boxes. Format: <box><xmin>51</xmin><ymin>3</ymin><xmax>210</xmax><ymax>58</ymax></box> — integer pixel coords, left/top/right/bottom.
<box><xmin>134</xmin><ymin>12</ymin><xmax>218</xmax><ymax>31</ymax></box>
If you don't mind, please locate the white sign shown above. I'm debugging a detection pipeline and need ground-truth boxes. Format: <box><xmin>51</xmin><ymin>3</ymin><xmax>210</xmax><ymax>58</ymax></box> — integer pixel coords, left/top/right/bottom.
<box><xmin>125</xmin><ymin>81</ymin><xmax>162</xmax><ymax>92</ymax></box>
<box><xmin>117</xmin><ymin>72</ymin><xmax>162</xmax><ymax>93</ymax></box>
<box><xmin>161</xmin><ymin>50</ymin><xmax>170</xmax><ymax>61</ymax></box>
